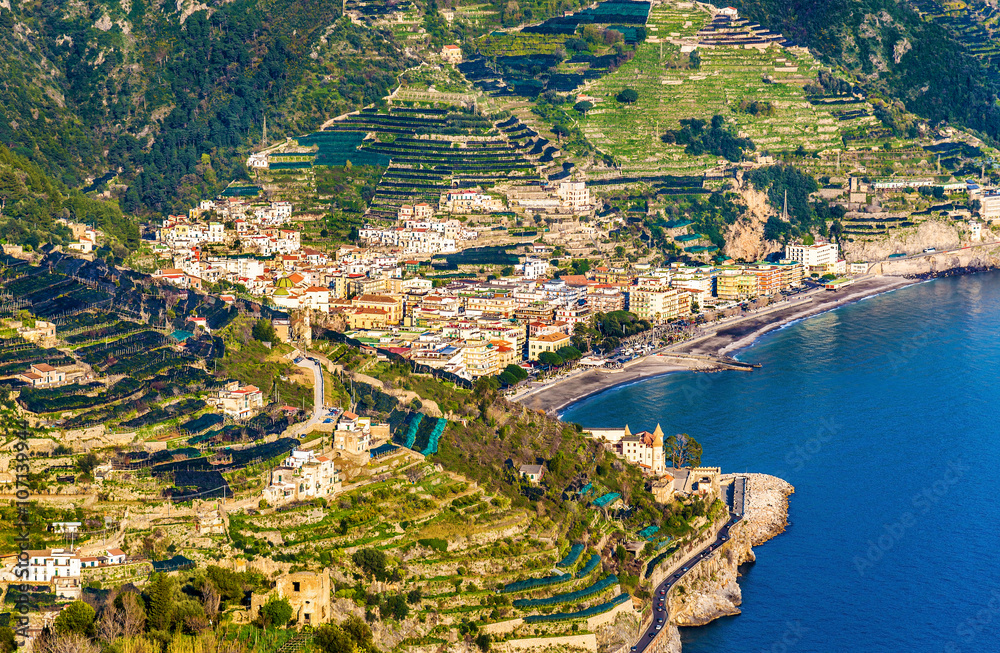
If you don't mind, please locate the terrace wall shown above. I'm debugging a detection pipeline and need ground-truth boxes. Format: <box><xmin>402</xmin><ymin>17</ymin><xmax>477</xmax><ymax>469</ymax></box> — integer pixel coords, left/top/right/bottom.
<box><xmin>502</xmin><ymin>633</ymin><xmax>597</xmax><ymax>651</ymax></box>
<box><xmin>586</xmin><ymin>595</ymin><xmax>639</xmax><ymax>629</ymax></box>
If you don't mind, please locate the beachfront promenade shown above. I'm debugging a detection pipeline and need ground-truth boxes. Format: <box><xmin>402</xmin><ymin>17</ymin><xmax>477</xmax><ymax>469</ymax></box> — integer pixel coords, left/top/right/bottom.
<box><xmin>633</xmin><ymin>476</ymin><xmax>747</xmax><ymax>652</ymax></box>
<box><xmin>513</xmin><ymin>275</ymin><xmax>915</xmax><ymax>415</ymax></box>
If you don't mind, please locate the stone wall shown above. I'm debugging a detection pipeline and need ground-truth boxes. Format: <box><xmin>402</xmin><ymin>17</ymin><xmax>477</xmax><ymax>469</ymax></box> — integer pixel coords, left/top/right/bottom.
<box><xmin>500</xmin><ymin>633</ymin><xmax>597</xmax><ymax>652</ymax></box>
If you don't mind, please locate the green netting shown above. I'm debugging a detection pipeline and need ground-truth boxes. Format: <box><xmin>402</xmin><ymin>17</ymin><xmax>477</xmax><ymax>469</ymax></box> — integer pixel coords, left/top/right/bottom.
<box><xmin>575</xmin><ymin>553</ymin><xmax>601</xmax><ymax>578</ymax></box>
<box><xmin>404</xmin><ymin>413</ymin><xmax>423</xmax><ymax>448</ymax></box>
<box><xmin>593</xmin><ymin>492</ymin><xmax>620</xmax><ymax>508</ymax></box>
<box><xmin>523</xmin><ymin>593</ymin><xmax>631</xmax><ymax>623</ymax></box>
<box><xmin>556</xmin><ymin>543</ymin><xmax>584</xmax><ymax>569</ymax></box>
<box><xmin>513</xmin><ymin>574</ymin><xmax>618</xmax><ymax>608</ymax></box>
<box><xmin>422</xmin><ymin>418</ymin><xmax>446</xmax><ymax>455</ymax></box>
<box><xmin>502</xmin><ymin>571</ymin><xmax>572</xmax><ymax>594</ymax></box>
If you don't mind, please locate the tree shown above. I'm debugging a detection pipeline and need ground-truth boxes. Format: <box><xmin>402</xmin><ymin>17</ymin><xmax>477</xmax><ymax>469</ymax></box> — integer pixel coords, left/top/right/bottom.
<box><xmin>258</xmin><ymin>597</ymin><xmax>292</xmax><ymax>627</ymax></box>
<box><xmin>475</xmin><ymin>633</ymin><xmax>492</xmax><ymax>651</ymax></box>
<box><xmin>314</xmin><ymin>625</ymin><xmax>354</xmax><ymax>653</ymax></box>
<box><xmin>556</xmin><ymin>346</ymin><xmax>582</xmax><ymax>362</ymax></box>
<box><xmin>252</xmin><ymin>318</ymin><xmax>277</xmax><ymax>343</ymax></box>
<box><xmin>76</xmin><ymin>453</ymin><xmax>100</xmax><ymax>475</ymax></box>
<box><xmin>551</xmin><ymin>124</ymin><xmax>569</xmax><ymax>143</ymax></box>
<box><xmin>352</xmin><ymin>548</ymin><xmax>388</xmax><ymax>580</ymax></box>
<box><xmin>341</xmin><ymin>615</ymin><xmax>373</xmax><ymax>649</ymax></box>
<box><xmin>537</xmin><ymin>351</ymin><xmax>564</xmax><ymax>367</ymax></box>
<box><xmin>37</xmin><ymin>632</ymin><xmax>99</xmax><ymax>653</ymax></box>
<box><xmin>665</xmin><ymin>433</ymin><xmax>702</xmax><ymax>468</ymax></box>
<box><xmin>573</xmin><ymin>101</ymin><xmax>594</xmax><ymax>115</ymax></box>
<box><xmin>146</xmin><ymin>572</ymin><xmax>175</xmax><ymax>631</ymax></box>
<box><xmin>54</xmin><ymin>601</ymin><xmax>96</xmax><ymax>638</ymax></box>
<box><xmin>0</xmin><ymin>627</ymin><xmax>16</xmax><ymax>653</ymax></box>
<box><xmin>504</xmin><ymin>364</ymin><xmax>529</xmax><ymax>381</ymax></box>
<box><xmin>689</xmin><ymin>49</ymin><xmax>701</xmax><ymax>69</ymax></box>
<box><xmin>616</xmin><ymin>88</ymin><xmax>638</xmax><ymax>104</ymax></box>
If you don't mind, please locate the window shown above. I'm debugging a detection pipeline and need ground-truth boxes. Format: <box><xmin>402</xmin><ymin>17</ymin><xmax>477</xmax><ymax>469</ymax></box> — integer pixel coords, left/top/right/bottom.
<box><xmin>304</xmin><ymin>613</ymin><xmax>311</xmax><ymax>623</ymax></box>
<box><xmin>293</xmin><ymin>582</ymin><xmax>300</xmax><ymax>592</ymax></box>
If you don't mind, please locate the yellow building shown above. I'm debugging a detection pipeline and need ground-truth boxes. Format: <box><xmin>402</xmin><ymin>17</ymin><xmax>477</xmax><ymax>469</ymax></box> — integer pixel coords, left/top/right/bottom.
<box><xmin>716</xmin><ymin>270</ymin><xmax>760</xmax><ymax>302</ymax></box>
<box><xmin>628</xmin><ymin>286</ymin><xmax>692</xmax><ymax>324</ymax></box>
<box><xmin>528</xmin><ymin>332</ymin><xmax>571</xmax><ymax>360</ymax></box>
<box><xmin>345</xmin><ymin>307</ymin><xmax>389</xmax><ymax>330</ymax></box>
<box><xmin>351</xmin><ymin>294</ymin><xmax>403</xmax><ymax>324</ymax></box>
<box><xmin>462</xmin><ymin>339</ymin><xmax>501</xmax><ymax>378</ymax></box>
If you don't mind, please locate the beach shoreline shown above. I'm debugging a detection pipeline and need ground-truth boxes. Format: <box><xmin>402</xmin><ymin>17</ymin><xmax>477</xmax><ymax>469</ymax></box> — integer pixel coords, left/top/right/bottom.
<box><xmin>514</xmin><ymin>275</ymin><xmax>918</xmax><ymax>415</ymax></box>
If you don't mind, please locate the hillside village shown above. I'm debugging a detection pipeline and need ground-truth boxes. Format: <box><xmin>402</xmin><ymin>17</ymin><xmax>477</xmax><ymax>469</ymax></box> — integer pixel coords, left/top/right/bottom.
<box><xmin>3</xmin><ymin>0</ymin><xmax>1000</xmax><ymax>651</ymax></box>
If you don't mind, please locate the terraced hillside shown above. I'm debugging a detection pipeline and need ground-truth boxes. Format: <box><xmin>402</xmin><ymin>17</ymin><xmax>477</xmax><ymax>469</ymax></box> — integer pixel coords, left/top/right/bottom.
<box><xmin>581</xmin><ymin>3</ymin><xmax>881</xmax><ymax>175</ymax></box>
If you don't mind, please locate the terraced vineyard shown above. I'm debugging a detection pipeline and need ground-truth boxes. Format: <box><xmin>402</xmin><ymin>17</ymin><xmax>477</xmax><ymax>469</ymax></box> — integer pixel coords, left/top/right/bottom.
<box><xmin>581</xmin><ymin>2</ymin><xmax>882</xmax><ymax>175</ymax></box>
<box><xmin>321</xmin><ymin>107</ymin><xmax>544</xmax><ymax>217</ymax></box>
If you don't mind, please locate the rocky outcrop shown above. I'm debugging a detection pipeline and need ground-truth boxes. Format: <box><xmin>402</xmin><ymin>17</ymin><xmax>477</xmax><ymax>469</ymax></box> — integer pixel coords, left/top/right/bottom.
<box><xmin>871</xmin><ymin>243</ymin><xmax>1000</xmax><ymax>277</ymax></box>
<box><xmin>667</xmin><ymin>474</ymin><xmax>793</xmax><ymax>628</ymax></box>
<box><xmin>723</xmin><ymin>183</ymin><xmax>783</xmax><ymax>262</ymax></box>
<box><xmin>841</xmin><ymin>218</ymin><xmax>964</xmax><ymax>262</ymax></box>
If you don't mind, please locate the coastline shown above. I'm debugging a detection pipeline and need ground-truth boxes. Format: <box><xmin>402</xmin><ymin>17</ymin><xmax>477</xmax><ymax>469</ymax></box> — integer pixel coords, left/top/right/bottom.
<box><xmin>515</xmin><ymin>275</ymin><xmax>917</xmax><ymax>416</ymax></box>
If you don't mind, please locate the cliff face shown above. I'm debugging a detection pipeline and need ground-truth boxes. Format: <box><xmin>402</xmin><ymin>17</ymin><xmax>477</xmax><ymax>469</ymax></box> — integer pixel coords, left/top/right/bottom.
<box><xmin>841</xmin><ymin>219</ymin><xmax>965</xmax><ymax>261</ymax></box>
<box><xmin>872</xmin><ymin>243</ymin><xmax>1000</xmax><ymax>276</ymax></box>
<box><xmin>723</xmin><ymin>184</ymin><xmax>784</xmax><ymax>262</ymax></box>
<box><xmin>667</xmin><ymin>474</ymin><xmax>793</xmax><ymax>628</ymax></box>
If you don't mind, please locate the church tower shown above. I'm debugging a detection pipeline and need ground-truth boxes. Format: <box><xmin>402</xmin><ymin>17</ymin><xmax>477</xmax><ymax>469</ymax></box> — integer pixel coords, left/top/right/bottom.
<box><xmin>652</xmin><ymin>424</ymin><xmax>665</xmax><ymax>473</ymax></box>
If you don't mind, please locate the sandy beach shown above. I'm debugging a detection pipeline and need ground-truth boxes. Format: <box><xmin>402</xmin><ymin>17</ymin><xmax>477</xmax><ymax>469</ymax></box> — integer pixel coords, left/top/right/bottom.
<box><xmin>515</xmin><ymin>275</ymin><xmax>916</xmax><ymax>415</ymax></box>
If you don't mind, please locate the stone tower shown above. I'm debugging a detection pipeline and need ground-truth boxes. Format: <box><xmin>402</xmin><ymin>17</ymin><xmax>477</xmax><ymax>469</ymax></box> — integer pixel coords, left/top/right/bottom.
<box><xmin>652</xmin><ymin>424</ymin><xmax>665</xmax><ymax>473</ymax></box>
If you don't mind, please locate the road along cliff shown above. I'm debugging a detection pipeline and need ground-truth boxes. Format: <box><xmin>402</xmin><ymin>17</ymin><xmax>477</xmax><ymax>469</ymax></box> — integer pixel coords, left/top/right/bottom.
<box><xmin>668</xmin><ymin>474</ymin><xmax>794</xmax><ymax>627</ymax></box>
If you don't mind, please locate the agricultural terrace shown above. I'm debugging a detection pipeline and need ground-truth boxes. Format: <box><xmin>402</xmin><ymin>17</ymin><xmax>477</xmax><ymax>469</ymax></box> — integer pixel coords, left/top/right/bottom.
<box><xmin>581</xmin><ymin>4</ymin><xmax>882</xmax><ymax>175</ymax></box>
<box><xmin>0</xmin><ymin>254</ymin><xmax>319</xmax><ymax>483</ymax></box>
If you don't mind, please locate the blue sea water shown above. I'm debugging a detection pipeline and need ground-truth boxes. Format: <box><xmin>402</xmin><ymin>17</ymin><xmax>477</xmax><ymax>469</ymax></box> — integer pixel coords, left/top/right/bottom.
<box><xmin>561</xmin><ymin>273</ymin><xmax>1000</xmax><ymax>653</ymax></box>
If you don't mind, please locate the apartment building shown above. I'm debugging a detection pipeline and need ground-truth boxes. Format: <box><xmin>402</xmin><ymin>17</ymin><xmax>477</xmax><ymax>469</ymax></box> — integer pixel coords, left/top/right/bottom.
<box><xmin>716</xmin><ymin>270</ymin><xmax>760</xmax><ymax>302</ymax></box>
<box><xmin>785</xmin><ymin>242</ymin><xmax>838</xmax><ymax>269</ymax></box>
<box><xmin>628</xmin><ymin>286</ymin><xmax>692</xmax><ymax>323</ymax></box>
<box><xmin>210</xmin><ymin>381</ymin><xmax>265</xmax><ymax>419</ymax></box>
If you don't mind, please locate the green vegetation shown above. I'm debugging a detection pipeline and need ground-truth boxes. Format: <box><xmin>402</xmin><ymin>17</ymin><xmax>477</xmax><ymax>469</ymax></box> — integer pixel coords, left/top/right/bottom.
<box><xmin>661</xmin><ymin>116</ymin><xmax>755</xmax><ymax>162</ymax></box>
<box><xmin>735</xmin><ymin>0</ymin><xmax>1000</xmax><ymax>142</ymax></box>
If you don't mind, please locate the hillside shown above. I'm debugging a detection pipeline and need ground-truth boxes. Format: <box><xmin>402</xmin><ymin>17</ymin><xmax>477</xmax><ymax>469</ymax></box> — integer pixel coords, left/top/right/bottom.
<box><xmin>0</xmin><ymin>0</ymin><xmax>413</xmax><ymax>218</ymax></box>
<box><xmin>732</xmin><ymin>0</ymin><xmax>1000</xmax><ymax>142</ymax></box>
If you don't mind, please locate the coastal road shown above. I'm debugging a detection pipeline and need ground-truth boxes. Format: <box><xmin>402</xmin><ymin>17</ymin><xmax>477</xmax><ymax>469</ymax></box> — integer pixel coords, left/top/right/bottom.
<box><xmin>632</xmin><ymin>477</ymin><xmax>747</xmax><ymax>652</ymax></box>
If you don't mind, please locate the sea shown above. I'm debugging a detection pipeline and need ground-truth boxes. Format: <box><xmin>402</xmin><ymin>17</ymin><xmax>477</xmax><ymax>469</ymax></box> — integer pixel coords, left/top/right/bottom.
<box><xmin>560</xmin><ymin>272</ymin><xmax>1000</xmax><ymax>653</ymax></box>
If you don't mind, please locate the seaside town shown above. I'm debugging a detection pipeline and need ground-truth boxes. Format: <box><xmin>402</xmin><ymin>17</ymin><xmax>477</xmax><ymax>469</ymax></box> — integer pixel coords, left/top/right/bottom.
<box><xmin>2</xmin><ymin>0</ymin><xmax>1000</xmax><ymax>651</ymax></box>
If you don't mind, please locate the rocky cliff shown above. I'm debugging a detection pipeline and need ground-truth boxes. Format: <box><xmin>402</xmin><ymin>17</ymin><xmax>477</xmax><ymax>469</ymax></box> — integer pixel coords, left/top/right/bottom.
<box><xmin>723</xmin><ymin>183</ymin><xmax>784</xmax><ymax>262</ymax></box>
<box><xmin>841</xmin><ymin>218</ymin><xmax>967</xmax><ymax>261</ymax></box>
<box><xmin>872</xmin><ymin>243</ymin><xmax>1000</xmax><ymax>276</ymax></box>
<box><xmin>667</xmin><ymin>474</ymin><xmax>793</xmax><ymax>628</ymax></box>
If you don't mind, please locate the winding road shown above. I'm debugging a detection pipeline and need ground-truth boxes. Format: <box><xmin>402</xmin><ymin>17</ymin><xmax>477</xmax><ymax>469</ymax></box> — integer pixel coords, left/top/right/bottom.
<box><xmin>631</xmin><ymin>476</ymin><xmax>747</xmax><ymax>652</ymax></box>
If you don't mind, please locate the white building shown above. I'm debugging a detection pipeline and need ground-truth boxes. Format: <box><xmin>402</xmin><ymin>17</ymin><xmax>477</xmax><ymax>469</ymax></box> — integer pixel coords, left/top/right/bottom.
<box><xmin>557</xmin><ymin>181</ymin><xmax>591</xmax><ymax>213</ymax></box>
<box><xmin>518</xmin><ymin>258</ymin><xmax>550</xmax><ymax>279</ymax></box>
<box><xmin>26</xmin><ymin>549</ymin><xmax>81</xmax><ymax>583</ymax></box>
<box><xmin>784</xmin><ymin>242</ymin><xmax>839</xmax><ymax>269</ymax></box>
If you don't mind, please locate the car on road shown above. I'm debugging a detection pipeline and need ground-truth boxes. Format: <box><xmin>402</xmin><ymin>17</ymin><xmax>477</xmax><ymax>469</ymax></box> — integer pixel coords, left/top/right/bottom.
<box><xmin>924</xmin><ymin>247</ymin><xmax>936</xmax><ymax>253</ymax></box>
<box><xmin>656</xmin><ymin>624</ymin><xmax>663</xmax><ymax>631</ymax></box>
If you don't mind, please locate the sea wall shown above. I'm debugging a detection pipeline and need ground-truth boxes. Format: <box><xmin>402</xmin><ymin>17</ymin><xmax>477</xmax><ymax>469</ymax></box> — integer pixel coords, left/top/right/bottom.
<box><xmin>668</xmin><ymin>474</ymin><xmax>793</xmax><ymax>627</ymax></box>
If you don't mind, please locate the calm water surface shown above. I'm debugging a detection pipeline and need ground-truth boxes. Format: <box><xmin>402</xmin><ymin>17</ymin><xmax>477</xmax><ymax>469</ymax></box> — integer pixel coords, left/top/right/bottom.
<box><xmin>561</xmin><ymin>273</ymin><xmax>1000</xmax><ymax>653</ymax></box>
